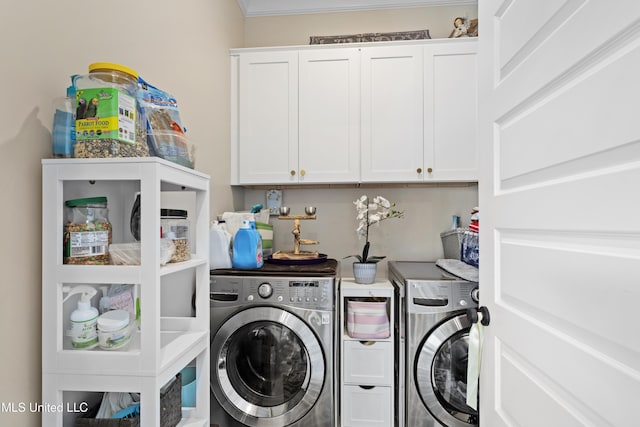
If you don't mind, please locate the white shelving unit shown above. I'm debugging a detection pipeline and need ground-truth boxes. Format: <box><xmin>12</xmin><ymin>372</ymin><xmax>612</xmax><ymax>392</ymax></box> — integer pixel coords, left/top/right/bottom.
<box><xmin>41</xmin><ymin>158</ymin><xmax>210</xmax><ymax>427</ymax></box>
<box><xmin>339</xmin><ymin>278</ymin><xmax>394</xmax><ymax>427</ymax></box>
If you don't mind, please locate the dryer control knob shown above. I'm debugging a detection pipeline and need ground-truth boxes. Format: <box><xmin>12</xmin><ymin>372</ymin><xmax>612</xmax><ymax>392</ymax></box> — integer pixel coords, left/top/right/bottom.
<box><xmin>459</xmin><ymin>300</ymin><xmax>468</xmax><ymax>307</ymax></box>
<box><xmin>247</xmin><ymin>295</ymin><xmax>254</xmax><ymax>301</ymax></box>
<box><xmin>258</xmin><ymin>283</ymin><xmax>273</xmax><ymax>299</ymax></box>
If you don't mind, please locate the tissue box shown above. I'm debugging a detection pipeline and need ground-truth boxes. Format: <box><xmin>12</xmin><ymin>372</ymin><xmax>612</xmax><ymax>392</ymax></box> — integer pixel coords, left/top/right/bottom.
<box><xmin>346</xmin><ymin>300</ymin><xmax>390</xmax><ymax>339</ymax></box>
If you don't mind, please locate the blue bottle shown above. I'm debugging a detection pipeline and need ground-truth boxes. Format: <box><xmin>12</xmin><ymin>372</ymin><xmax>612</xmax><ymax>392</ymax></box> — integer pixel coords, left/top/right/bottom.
<box><xmin>232</xmin><ymin>220</ymin><xmax>263</xmax><ymax>269</ymax></box>
<box><xmin>51</xmin><ymin>85</ymin><xmax>76</xmax><ymax>158</ymax></box>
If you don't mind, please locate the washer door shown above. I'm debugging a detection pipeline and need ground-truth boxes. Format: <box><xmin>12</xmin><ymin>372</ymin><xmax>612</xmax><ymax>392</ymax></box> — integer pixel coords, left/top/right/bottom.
<box><xmin>211</xmin><ymin>306</ymin><xmax>325</xmax><ymax>426</ymax></box>
<box><xmin>416</xmin><ymin>313</ymin><xmax>478</xmax><ymax>426</ymax></box>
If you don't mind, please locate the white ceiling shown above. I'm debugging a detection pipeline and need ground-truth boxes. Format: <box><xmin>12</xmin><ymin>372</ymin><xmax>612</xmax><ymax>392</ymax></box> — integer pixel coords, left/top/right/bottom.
<box><xmin>237</xmin><ymin>0</ymin><xmax>477</xmax><ymax>17</ymax></box>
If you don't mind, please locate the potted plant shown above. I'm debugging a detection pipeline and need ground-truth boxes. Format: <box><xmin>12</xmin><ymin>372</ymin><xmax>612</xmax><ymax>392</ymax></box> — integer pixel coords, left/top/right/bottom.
<box><xmin>345</xmin><ymin>195</ymin><xmax>403</xmax><ymax>284</ymax></box>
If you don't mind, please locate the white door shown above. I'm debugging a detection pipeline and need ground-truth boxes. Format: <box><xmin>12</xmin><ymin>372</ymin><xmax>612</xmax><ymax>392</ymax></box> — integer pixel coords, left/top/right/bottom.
<box><xmin>361</xmin><ymin>45</ymin><xmax>424</xmax><ymax>182</ymax></box>
<box><xmin>238</xmin><ymin>51</ymin><xmax>298</xmax><ymax>184</ymax></box>
<box><xmin>479</xmin><ymin>1</ymin><xmax>640</xmax><ymax>426</ymax></box>
<box><xmin>424</xmin><ymin>40</ymin><xmax>478</xmax><ymax>182</ymax></box>
<box><xmin>299</xmin><ymin>48</ymin><xmax>360</xmax><ymax>183</ymax></box>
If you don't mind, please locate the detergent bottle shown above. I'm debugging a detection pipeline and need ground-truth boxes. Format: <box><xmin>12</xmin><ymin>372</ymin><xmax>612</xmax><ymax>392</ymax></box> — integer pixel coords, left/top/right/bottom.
<box><xmin>63</xmin><ymin>285</ymin><xmax>99</xmax><ymax>349</ymax></box>
<box><xmin>232</xmin><ymin>220</ymin><xmax>263</xmax><ymax>269</ymax></box>
<box><xmin>209</xmin><ymin>220</ymin><xmax>232</xmax><ymax>269</ymax></box>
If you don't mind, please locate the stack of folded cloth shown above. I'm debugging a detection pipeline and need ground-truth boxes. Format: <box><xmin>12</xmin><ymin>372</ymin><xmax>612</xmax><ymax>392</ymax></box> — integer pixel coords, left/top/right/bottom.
<box><xmin>469</xmin><ymin>207</ymin><xmax>479</xmax><ymax>232</ymax></box>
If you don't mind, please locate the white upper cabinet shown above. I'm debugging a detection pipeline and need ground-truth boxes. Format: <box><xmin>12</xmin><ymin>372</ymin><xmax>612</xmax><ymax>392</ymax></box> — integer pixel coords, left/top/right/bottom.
<box><xmin>299</xmin><ymin>48</ymin><xmax>361</xmax><ymax>183</ymax></box>
<box><xmin>236</xmin><ymin>51</ymin><xmax>299</xmax><ymax>184</ymax></box>
<box><xmin>360</xmin><ymin>45</ymin><xmax>425</xmax><ymax>182</ymax></box>
<box><xmin>424</xmin><ymin>41</ymin><xmax>478</xmax><ymax>181</ymax></box>
<box><xmin>231</xmin><ymin>39</ymin><xmax>478</xmax><ymax>185</ymax></box>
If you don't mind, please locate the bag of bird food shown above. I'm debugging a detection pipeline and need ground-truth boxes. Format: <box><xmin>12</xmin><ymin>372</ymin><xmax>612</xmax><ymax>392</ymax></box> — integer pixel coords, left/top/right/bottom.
<box><xmin>137</xmin><ymin>77</ymin><xmax>195</xmax><ymax>168</ymax></box>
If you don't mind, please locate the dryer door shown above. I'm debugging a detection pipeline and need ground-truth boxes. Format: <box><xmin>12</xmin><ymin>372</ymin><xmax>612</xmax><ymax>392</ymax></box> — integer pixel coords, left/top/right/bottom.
<box><xmin>416</xmin><ymin>312</ymin><xmax>478</xmax><ymax>426</ymax></box>
<box><xmin>211</xmin><ymin>306</ymin><xmax>325</xmax><ymax>426</ymax></box>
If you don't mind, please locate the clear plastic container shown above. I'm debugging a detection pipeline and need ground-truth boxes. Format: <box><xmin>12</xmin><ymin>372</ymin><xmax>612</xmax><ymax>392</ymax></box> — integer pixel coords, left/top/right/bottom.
<box><xmin>64</xmin><ymin>197</ymin><xmax>112</xmax><ymax>265</ymax></box>
<box><xmin>161</xmin><ymin>209</ymin><xmax>190</xmax><ymax>263</ymax></box>
<box><xmin>74</xmin><ymin>62</ymin><xmax>148</xmax><ymax>158</ymax></box>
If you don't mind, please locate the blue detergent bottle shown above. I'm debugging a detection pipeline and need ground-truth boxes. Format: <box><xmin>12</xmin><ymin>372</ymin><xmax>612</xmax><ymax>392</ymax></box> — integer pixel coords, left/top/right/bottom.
<box><xmin>232</xmin><ymin>220</ymin><xmax>263</xmax><ymax>269</ymax></box>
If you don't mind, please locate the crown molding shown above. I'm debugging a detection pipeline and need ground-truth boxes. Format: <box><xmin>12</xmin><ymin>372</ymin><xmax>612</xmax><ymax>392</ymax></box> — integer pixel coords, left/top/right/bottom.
<box><xmin>237</xmin><ymin>0</ymin><xmax>477</xmax><ymax>17</ymax></box>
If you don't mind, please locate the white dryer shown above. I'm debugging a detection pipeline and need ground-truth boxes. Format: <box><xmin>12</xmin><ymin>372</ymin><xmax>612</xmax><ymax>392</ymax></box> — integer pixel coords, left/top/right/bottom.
<box><xmin>389</xmin><ymin>261</ymin><xmax>479</xmax><ymax>427</ymax></box>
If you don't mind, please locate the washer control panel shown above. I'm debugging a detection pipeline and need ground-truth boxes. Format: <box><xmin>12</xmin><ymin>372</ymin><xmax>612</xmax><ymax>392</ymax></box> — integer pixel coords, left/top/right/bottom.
<box><xmin>211</xmin><ymin>276</ymin><xmax>334</xmax><ymax>310</ymax></box>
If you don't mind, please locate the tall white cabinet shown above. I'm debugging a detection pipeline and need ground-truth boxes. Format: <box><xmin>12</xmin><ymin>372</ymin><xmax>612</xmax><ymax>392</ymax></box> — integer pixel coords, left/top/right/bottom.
<box><xmin>339</xmin><ymin>279</ymin><xmax>395</xmax><ymax>427</ymax></box>
<box><xmin>41</xmin><ymin>158</ymin><xmax>210</xmax><ymax>427</ymax></box>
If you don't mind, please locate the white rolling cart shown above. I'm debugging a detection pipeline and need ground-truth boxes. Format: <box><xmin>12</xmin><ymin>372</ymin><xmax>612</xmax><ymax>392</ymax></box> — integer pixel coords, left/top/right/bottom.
<box><xmin>339</xmin><ymin>278</ymin><xmax>394</xmax><ymax>427</ymax></box>
<box><xmin>41</xmin><ymin>158</ymin><xmax>210</xmax><ymax>426</ymax></box>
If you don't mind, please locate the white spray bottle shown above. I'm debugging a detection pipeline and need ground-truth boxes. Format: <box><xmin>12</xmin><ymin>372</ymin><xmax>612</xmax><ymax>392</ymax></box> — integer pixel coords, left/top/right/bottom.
<box><xmin>63</xmin><ymin>285</ymin><xmax>99</xmax><ymax>349</ymax></box>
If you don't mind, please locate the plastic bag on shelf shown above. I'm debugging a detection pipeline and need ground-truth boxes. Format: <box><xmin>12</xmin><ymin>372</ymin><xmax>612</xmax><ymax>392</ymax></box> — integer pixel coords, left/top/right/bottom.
<box><xmin>109</xmin><ymin>240</ymin><xmax>175</xmax><ymax>266</ymax></box>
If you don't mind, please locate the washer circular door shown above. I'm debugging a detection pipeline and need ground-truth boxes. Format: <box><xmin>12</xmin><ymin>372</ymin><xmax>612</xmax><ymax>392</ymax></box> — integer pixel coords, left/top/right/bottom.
<box><xmin>416</xmin><ymin>313</ymin><xmax>478</xmax><ymax>426</ymax></box>
<box><xmin>211</xmin><ymin>306</ymin><xmax>325</xmax><ymax>426</ymax></box>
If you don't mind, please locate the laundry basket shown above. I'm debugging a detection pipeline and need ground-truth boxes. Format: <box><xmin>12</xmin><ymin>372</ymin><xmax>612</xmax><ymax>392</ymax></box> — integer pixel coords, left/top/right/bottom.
<box><xmin>346</xmin><ymin>299</ymin><xmax>390</xmax><ymax>339</ymax></box>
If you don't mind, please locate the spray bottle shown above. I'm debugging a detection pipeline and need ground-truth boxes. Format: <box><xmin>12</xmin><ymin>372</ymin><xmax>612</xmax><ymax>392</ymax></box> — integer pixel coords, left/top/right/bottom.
<box><xmin>63</xmin><ymin>285</ymin><xmax>99</xmax><ymax>349</ymax></box>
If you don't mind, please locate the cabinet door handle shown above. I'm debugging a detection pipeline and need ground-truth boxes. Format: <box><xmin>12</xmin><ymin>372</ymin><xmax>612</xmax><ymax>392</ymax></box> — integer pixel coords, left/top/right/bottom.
<box><xmin>417</xmin><ymin>168</ymin><xmax>423</xmax><ymax>174</ymax></box>
<box><xmin>427</xmin><ymin>167</ymin><xmax>433</xmax><ymax>173</ymax></box>
<box><xmin>290</xmin><ymin>170</ymin><xmax>296</xmax><ymax>176</ymax></box>
<box><xmin>300</xmin><ymin>169</ymin><xmax>306</xmax><ymax>176</ymax></box>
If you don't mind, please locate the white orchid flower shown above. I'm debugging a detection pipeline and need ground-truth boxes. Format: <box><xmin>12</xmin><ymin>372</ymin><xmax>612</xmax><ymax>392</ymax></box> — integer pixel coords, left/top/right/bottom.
<box><xmin>348</xmin><ymin>195</ymin><xmax>404</xmax><ymax>263</ymax></box>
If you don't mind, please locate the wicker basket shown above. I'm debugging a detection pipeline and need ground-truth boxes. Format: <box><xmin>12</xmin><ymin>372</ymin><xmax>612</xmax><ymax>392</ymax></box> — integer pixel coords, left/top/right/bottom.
<box><xmin>75</xmin><ymin>373</ymin><xmax>182</xmax><ymax>427</ymax></box>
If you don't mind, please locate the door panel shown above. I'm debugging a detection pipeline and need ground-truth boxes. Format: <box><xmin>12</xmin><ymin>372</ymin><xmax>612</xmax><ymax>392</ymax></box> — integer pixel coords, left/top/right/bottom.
<box><xmin>238</xmin><ymin>51</ymin><xmax>298</xmax><ymax>184</ymax></box>
<box><xmin>479</xmin><ymin>0</ymin><xmax>640</xmax><ymax>426</ymax></box>
<box><xmin>361</xmin><ymin>45</ymin><xmax>424</xmax><ymax>182</ymax></box>
<box><xmin>299</xmin><ymin>49</ymin><xmax>360</xmax><ymax>183</ymax></box>
<box><xmin>425</xmin><ymin>42</ymin><xmax>478</xmax><ymax>181</ymax></box>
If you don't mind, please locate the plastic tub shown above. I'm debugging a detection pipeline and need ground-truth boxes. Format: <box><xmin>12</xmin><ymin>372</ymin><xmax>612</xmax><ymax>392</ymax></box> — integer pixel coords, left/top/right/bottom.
<box><xmin>97</xmin><ymin>309</ymin><xmax>131</xmax><ymax>351</ymax></box>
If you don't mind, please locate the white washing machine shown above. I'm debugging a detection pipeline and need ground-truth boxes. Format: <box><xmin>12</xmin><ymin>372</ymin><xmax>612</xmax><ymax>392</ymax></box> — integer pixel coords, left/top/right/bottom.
<box><xmin>389</xmin><ymin>261</ymin><xmax>479</xmax><ymax>427</ymax></box>
<box><xmin>209</xmin><ymin>260</ymin><xmax>337</xmax><ymax>427</ymax></box>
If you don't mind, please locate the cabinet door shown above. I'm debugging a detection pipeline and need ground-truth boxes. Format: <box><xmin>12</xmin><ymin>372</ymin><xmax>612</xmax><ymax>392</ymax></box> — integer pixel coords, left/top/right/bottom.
<box><xmin>424</xmin><ymin>41</ymin><xmax>478</xmax><ymax>181</ymax></box>
<box><xmin>299</xmin><ymin>48</ymin><xmax>360</xmax><ymax>183</ymax></box>
<box><xmin>238</xmin><ymin>51</ymin><xmax>298</xmax><ymax>184</ymax></box>
<box><xmin>361</xmin><ymin>45</ymin><xmax>424</xmax><ymax>182</ymax></box>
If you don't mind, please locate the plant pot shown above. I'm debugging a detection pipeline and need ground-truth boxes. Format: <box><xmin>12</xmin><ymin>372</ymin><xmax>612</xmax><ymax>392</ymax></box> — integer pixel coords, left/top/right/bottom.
<box><xmin>353</xmin><ymin>262</ymin><xmax>377</xmax><ymax>284</ymax></box>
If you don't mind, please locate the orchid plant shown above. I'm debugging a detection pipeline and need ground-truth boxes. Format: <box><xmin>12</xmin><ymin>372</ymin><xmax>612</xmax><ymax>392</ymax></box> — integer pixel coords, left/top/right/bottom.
<box><xmin>346</xmin><ymin>195</ymin><xmax>404</xmax><ymax>263</ymax></box>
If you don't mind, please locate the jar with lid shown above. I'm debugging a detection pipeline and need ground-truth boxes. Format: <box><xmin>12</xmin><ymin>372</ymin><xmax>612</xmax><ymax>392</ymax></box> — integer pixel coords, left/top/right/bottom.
<box><xmin>161</xmin><ymin>209</ymin><xmax>190</xmax><ymax>263</ymax></box>
<box><xmin>73</xmin><ymin>62</ymin><xmax>148</xmax><ymax>158</ymax></box>
<box><xmin>64</xmin><ymin>197</ymin><xmax>112</xmax><ymax>265</ymax></box>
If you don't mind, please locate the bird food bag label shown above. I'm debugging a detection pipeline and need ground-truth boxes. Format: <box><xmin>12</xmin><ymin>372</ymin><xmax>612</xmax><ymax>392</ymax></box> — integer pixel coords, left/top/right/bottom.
<box><xmin>75</xmin><ymin>88</ymin><xmax>136</xmax><ymax>145</ymax></box>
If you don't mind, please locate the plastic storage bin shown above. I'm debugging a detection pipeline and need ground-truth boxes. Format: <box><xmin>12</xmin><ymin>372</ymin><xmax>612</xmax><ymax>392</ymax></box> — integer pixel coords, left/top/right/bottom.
<box><xmin>74</xmin><ymin>373</ymin><xmax>182</xmax><ymax>427</ymax></box>
<box><xmin>440</xmin><ymin>228</ymin><xmax>466</xmax><ymax>260</ymax></box>
<box><xmin>74</xmin><ymin>62</ymin><xmax>149</xmax><ymax>158</ymax></box>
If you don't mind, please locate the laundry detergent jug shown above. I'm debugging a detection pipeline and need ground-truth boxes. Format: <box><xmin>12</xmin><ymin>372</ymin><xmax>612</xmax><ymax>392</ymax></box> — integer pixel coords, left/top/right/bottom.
<box><xmin>232</xmin><ymin>220</ymin><xmax>263</xmax><ymax>269</ymax></box>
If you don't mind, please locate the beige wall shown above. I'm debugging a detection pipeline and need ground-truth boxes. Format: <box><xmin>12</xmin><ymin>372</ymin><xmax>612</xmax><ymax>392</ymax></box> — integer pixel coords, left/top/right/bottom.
<box><xmin>244</xmin><ymin>5</ymin><xmax>478</xmax><ymax>46</ymax></box>
<box><xmin>0</xmin><ymin>1</ymin><xmax>243</xmax><ymax>425</ymax></box>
